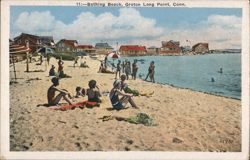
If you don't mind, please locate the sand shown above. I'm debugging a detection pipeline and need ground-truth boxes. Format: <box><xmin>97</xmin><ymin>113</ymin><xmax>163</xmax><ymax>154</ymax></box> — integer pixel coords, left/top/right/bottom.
<box><xmin>9</xmin><ymin>56</ymin><xmax>241</xmax><ymax>152</ymax></box>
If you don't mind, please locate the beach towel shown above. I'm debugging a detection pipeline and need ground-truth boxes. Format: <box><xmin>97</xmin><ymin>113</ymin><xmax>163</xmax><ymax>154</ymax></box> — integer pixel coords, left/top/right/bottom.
<box><xmin>49</xmin><ymin>100</ymin><xmax>97</xmax><ymax>111</ymax></box>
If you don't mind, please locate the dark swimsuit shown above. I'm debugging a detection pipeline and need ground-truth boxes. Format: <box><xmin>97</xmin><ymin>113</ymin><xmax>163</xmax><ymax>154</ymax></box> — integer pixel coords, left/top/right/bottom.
<box><xmin>110</xmin><ymin>90</ymin><xmax>123</xmax><ymax>110</ymax></box>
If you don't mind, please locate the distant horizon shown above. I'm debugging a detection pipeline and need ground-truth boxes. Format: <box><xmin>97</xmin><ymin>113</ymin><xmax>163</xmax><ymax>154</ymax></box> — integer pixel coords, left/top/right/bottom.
<box><xmin>10</xmin><ymin>7</ymin><xmax>242</xmax><ymax>50</ymax></box>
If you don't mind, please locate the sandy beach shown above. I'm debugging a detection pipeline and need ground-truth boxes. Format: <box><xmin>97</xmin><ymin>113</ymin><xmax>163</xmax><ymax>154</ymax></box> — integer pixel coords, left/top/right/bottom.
<box><xmin>9</xmin><ymin>56</ymin><xmax>241</xmax><ymax>152</ymax></box>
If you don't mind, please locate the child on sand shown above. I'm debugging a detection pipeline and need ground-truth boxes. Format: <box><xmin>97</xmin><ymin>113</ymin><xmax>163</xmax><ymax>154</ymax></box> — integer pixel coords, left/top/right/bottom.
<box><xmin>49</xmin><ymin>65</ymin><xmax>56</xmax><ymax>77</ymax></box>
<box><xmin>75</xmin><ymin>86</ymin><xmax>85</xmax><ymax>98</ymax></box>
<box><xmin>109</xmin><ymin>74</ymin><xmax>138</xmax><ymax>110</ymax></box>
<box><xmin>86</xmin><ymin>80</ymin><xmax>102</xmax><ymax>103</ymax></box>
<box><xmin>47</xmin><ymin>77</ymin><xmax>73</xmax><ymax>106</ymax></box>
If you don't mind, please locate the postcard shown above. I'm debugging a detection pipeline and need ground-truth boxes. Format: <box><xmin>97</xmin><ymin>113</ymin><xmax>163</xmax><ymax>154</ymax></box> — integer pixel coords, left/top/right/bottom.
<box><xmin>1</xmin><ymin>0</ymin><xmax>249</xmax><ymax>159</ymax></box>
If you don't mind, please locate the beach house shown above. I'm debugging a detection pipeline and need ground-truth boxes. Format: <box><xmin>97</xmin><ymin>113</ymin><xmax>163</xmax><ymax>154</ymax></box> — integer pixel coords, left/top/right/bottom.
<box><xmin>14</xmin><ymin>33</ymin><xmax>40</xmax><ymax>53</ymax></box>
<box><xmin>119</xmin><ymin>45</ymin><xmax>147</xmax><ymax>56</ymax></box>
<box><xmin>160</xmin><ymin>40</ymin><xmax>181</xmax><ymax>55</ymax></box>
<box><xmin>13</xmin><ymin>33</ymin><xmax>55</xmax><ymax>53</ymax></box>
<box><xmin>147</xmin><ymin>46</ymin><xmax>160</xmax><ymax>55</ymax></box>
<box><xmin>192</xmin><ymin>43</ymin><xmax>209</xmax><ymax>54</ymax></box>
<box><xmin>55</xmin><ymin>39</ymin><xmax>78</xmax><ymax>53</ymax></box>
<box><xmin>95</xmin><ymin>42</ymin><xmax>113</xmax><ymax>54</ymax></box>
<box><xmin>77</xmin><ymin>45</ymin><xmax>96</xmax><ymax>54</ymax></box>
<box><xmin>39</xmin><ymin>36</ymin><xmax>55</xmax><ymax>49</ymax></box>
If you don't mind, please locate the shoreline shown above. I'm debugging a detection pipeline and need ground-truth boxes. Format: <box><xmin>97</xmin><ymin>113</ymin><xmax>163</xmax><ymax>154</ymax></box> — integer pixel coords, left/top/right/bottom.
<box><xmin>119</xmin><ymin>52</ymin><xmax>240</xmax><ymax>57</ymax></box>
<box><xmin>9</xmin><ymin>56</ymin><xmax>241</xmax><ymax>151</ymax></box>
<box><xmin>149</xmin><ymin>80</ymin><xmax>241</xmax><ymax>100</ymax></box>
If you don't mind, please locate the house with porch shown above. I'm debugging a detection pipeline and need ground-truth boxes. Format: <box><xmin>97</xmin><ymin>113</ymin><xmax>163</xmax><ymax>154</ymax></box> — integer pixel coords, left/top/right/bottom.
<box><xmin>55</xmin><ymin>39</ymin><xmax>78</xmax><ymax>53</ymax></box>
<box><xmin>160</xmin><ymin>40</ymin><xmax>181</xmax><ymax>55</ymax></box>
<box><xmin>95</xmin><ymin>42</ymin><xmax>113</xmax><ymax>54</ymax></box>
<box><xmin>192</xmin><ymin>43</ymin><xmax>209</xmax><ymax>54</ymax></box>
<box><xmin>13</xmin><ymin>33</ymin><xmax>55</xmax><ymax>53</ymax></box>
<box><xmin>14</xmin><ymin>33</ymin><xmax>41</xmax><ymax>53</ymax></box>
<box><xmin>119</xmin><ymin>45</ymin><xmax>147</xmax><ymax>56</ymax></box>
<box><xmin>77</xmin><ymin>45</ymin><xmax>96</xmax><ymax>54</ymax></box>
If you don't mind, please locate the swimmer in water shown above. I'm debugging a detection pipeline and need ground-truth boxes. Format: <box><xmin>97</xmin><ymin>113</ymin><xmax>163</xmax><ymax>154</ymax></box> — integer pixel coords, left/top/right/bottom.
<box><xmin>218</xmin><ymin>68</ymin><xmax>223</xmax><ymax>74</ymax></box>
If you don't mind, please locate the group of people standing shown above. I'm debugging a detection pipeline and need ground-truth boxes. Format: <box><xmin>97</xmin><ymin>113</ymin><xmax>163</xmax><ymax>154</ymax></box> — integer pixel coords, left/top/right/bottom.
<box><xmin>115</xmin><ymin>59</ymin><xmax>139</xmax><ymax>80</ymax></box>
<box><xmin>114</xmin><ymin>59</ymin><xmax>155</xmax><ymax>83</ymax></box>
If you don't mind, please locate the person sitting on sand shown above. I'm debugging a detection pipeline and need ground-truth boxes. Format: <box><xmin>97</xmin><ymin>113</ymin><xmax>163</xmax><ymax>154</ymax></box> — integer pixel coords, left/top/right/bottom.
<box><xmin>75</xmin><ymin>86</ymin><xmax>85</xmax><ymax>98</ymax></box>
<box><xmin>49</xmin><ymin>65</ymin><xmax>56</xmax><ymax>77</ymax></box>
<box><xmin>47</xmin><ymin>77</ymin><xmax>73</xmax><ymax>106</ymax></box>
<box><xmin>109</xmin><ymin>77</ymin><xmax>138</xmax><ymax>110</ymax></box>
<box><xmin>86</xmin><ymin>80</ymin><xmax>102</xmax><ymax>103</ymax></box>
<box><xmin>80</xmin><ymin>61</ymin><xmax>89</xmax><ymax>68</ymax></box>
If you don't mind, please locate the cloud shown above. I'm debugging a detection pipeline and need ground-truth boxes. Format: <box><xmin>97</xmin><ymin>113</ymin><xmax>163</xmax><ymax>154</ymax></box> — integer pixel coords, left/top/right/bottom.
<box><xmin>123</xmin><ymin>14</ymin><xmax>242</xmax><ymax>49</ymax></box>
<box><xmin>11</xmin><ymin>9</ymin><xmax>241</xmax><ymax>49</ymax></box>
<box><xmin>14</xmin><ymin>11</ymin><xmax>56</xmax><ymax>32</ymax></box>
<box><xmin>12</xmin><ymin>8</ymin><xmax>164</xmax><ymax>45</ymax></box>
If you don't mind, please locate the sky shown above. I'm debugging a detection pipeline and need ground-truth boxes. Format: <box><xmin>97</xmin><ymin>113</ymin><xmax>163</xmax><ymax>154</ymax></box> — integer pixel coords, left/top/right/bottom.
<box><xmin>10</xmin><ymin>6</ymin><xmax>242</xmax><ymax>49</ymax></box>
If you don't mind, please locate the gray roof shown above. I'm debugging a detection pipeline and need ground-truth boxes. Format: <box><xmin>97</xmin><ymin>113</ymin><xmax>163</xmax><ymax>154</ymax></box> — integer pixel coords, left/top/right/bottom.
<box><xmin>95</xmin><ymin>43</ymin><xmax>113</xmax><ymax>49</ymax></box>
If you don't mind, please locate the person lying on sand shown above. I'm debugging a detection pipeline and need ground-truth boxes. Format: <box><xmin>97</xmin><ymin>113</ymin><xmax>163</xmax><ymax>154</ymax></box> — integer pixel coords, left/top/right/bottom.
<box><xmin>47</xmin><ymin>77</ymin><xmax>73</xmax><ymax>106</ymax></box>
<box><xmin>86</xmin><ymin>80</ymin><xmax>102</xmax><ymax>103</ymax></box>
<box><xmin>109</xmin><ymin>75</ymin><xmax>138</xmax><ymax>110</ymax></box>
<box><xmin>75</xmin><ymin>86</ymin><xmax>85</xmax><ymax>98</ymax></box>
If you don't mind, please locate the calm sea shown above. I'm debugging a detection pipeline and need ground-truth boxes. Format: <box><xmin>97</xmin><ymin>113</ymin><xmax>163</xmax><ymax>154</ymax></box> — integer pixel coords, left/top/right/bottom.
<box><xmin>116</xmin><ymin>53</ymin><xmax>241</xmax><ymax>99</ymax></box>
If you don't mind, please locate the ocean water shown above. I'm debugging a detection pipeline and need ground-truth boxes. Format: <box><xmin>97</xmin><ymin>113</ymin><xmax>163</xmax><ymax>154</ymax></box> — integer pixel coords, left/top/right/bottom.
<box><xmin>116</xmin><ymin>54</ymin><xmax>241</xmax><ymax>99</ymax></box>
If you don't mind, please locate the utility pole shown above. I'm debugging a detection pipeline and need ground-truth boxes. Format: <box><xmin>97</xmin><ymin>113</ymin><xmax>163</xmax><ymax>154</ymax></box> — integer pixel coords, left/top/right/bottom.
<box><xmin>26</xmin><ymin>41</ymin><xmax>30</xmax><ymax>72</ymax></box>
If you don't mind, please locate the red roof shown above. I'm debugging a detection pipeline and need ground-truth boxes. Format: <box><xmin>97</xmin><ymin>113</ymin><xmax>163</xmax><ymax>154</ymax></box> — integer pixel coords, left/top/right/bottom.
<box><xmin>60</xmin><ymin>39</ymin><xmax>78</xmax><ymax>48</ymax></box>
<box><xmin>77</xmin><ymin>45</ymin><xmax>94</xmax><ymax>49</ymax></box>
<box><xmin>119</xmin><ymin>45</ymin><xmax>146</xmax><ymax>51</ymax></box>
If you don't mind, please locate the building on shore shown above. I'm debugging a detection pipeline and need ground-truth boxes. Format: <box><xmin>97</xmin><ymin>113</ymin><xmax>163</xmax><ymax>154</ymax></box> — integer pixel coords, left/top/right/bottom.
<box><xmin>95</xmin><ymin>42</ymin><xmax>113</xmax><ymax>55</ymax></box>
<box><xmin>160</xmin><ymin>40</ymin><xmax>181</xmax><ymax>55</ymax></box>
<box><xmin>147</xmin><ymin>46</ymin><xmax>160</xmax><ymax>55</ymax></box>
<box><xmin>77</xmin><ymin>45</ymin><xmax>96</xmax><ymax>54</ymax></box>
<box><xmin>13</xmin><ymin>33</ymin><xmax>55</xmax><ymax>53</ymax></box>
<box><xmin>192</xmin><ymin>43</ymin><xmax>209</xmax><ymax>54</ymax></box>
<box><xmin>39</xmin><ymin>36</ymin><xmax>55</xmax><ymax>49</ymax></box>
<box><xmin>55</xmin><ymin>39</ymin><xmax>78</xmax><ymax>53</ymax></box>
<box><xmin>119</xmin><ymin>45</ymin><xmax>147</xmax><ymax>56</ymax></box>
